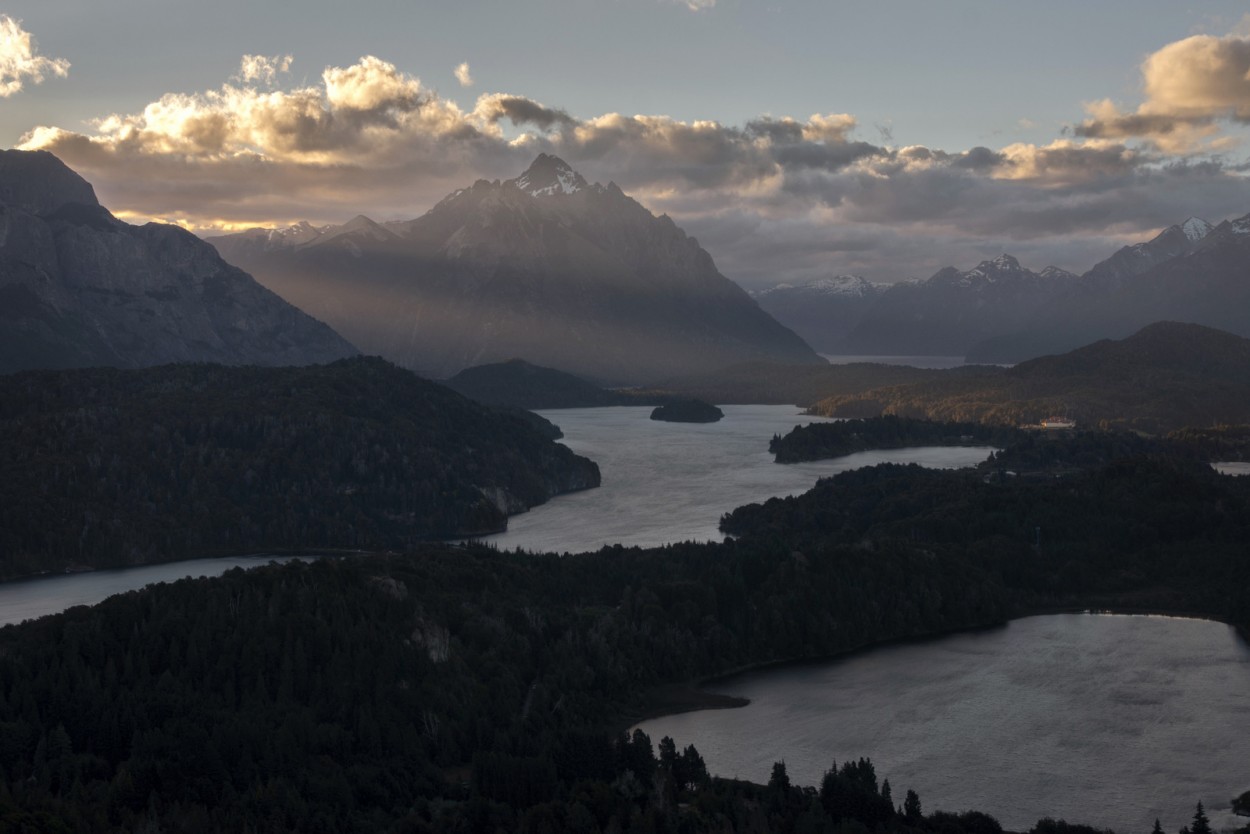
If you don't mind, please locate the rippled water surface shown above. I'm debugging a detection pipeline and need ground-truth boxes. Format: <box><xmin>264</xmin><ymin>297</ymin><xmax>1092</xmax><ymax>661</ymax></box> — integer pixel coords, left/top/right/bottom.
<box><xmin>480</xmin><ymin>405</ymin><xmax>994</xmax><ymax>553</ymax></box>
<box><xmin>637</xmin><ymin>614</ymin><xmax>1250</xmax><ymax>834</ymax></box>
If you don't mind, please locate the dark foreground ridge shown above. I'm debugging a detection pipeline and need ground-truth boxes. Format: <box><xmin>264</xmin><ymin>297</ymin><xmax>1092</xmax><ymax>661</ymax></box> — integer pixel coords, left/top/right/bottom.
<box><xmin>2</xmin><ymin>429</ymin><xmax>1248</xmax><ymax>831</ymax></box>
<box><xmin>0</xmin><ymin>358</ymin><xmax>599</xmax><ymax>579</ymax></box>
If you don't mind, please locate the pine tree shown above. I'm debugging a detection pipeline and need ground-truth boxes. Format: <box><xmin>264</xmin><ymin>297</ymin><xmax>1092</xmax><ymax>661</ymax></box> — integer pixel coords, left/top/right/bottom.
<box><xmin>1190</xmin><ymin>802</ymin><xmax>1212</xmax><ymax>834</ymax></box>
<box><xmin>904</xmin><ymin>789</ymin><xmax>923</xmax><ymax>822</ymax></box>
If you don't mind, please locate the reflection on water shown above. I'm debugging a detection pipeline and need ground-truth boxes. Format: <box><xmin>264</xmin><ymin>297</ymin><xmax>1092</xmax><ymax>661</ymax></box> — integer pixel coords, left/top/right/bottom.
<box><xmin>480</xmin><ymin>405</ymin><xmax>994</xmax><ymax>553</ymax></box>
<box><xmin>1213</xmin><ymin>461</ymin><xmax>1250</xmax><ymax>477</ymax></box>
<box><xmin>637</xmin><ymin>614</ymin><xmax>1250</xmax><ymax>834</ymax></box>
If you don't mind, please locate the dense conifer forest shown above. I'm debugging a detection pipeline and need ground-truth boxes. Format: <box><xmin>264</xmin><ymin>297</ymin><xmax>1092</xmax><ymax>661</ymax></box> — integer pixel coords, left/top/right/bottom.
<box><xmin>768</xmin><ymin>415</ymin><xmax>1021</xmax><ymax>463</ymax></box>
<box><xmin>2</xmin><ymin>429</ymin><xmax>1249</xmax><ymax>831</ymax></box>
<box><xmin>0</xmin><ymin>359</ymin><xmax>599</xmax><ymax>579</ymax></box>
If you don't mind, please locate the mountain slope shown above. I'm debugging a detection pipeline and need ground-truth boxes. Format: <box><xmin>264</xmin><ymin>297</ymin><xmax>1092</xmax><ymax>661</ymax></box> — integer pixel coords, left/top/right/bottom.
<box><xmin>0</xmin><ymin>357</ymin><xmax>600</xmax><ymax>578</ymax></box>
<box><xmin>837</xmin><ymin>255</ymin><xmax>1080</xmax><ymax>356</ymax></box>
<box><xmin>809</xmin><ymin>322</ymin><xmax>1250</xmax><ymax>432</ymax></box>
<box><xmin>0</xmin><ymin>150</ymin><xmax>357</xmax><ymax>374</ymax></box>
<box><xmin>445</xmin><ymin>358</ymin><xmax>637</xmax><ymax>409</ymax></box>
<box><xmin>210</xmin><ymin>154</ymin><xmax>822</xmax><ymax>384</ymax></box>
<box><xmin>966</xmin><ymin>214</ymin><xmax>1250</xmax><ymax>362</ymax></box>
<box><xmin>751</xmin><ymin>275</ymin><xmax>882</xmax><ymax>353</ymax></box>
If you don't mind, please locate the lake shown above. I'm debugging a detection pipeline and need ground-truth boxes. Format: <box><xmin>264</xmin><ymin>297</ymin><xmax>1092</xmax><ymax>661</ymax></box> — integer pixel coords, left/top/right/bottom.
<box><xmin>479</xmin><ymin>405</ymin><xmax>995</xmax><ymax>553</ymax></box>
<box><xmin>0</xmin><ymin>555</ymin><xmax>315</xmax><ymax>628</ymax></box>
<box><xmin>1213</xmin><ymin>462</ymin><xmax>1250</xmax><ymax>476</ymax></box>
<box><xmin>636</xmin><ymin>613</ymin><xmax>1250</xmax><ymax>834</ymax></box>
<box><xmin>821</xmin><ymin>354</ymin><xmax>968</xmax><ymax>369</ymax></box>
<box><xmin>1</xmin><ymin>406</ymin><xmax>992</xmax><ymax>623</ymax></box>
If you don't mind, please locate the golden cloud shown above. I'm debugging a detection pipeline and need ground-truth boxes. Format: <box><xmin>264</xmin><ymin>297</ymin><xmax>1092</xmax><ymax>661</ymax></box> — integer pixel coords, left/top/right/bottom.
<box><xmin>0</xmin><ymin>15</ymin><xmax>70</xmax><ymax>98</ymax></box>
<box><xmin>1074</xmin><ymin>29</ymin><xmax>1250</xmax><ymax>152</ymax></box>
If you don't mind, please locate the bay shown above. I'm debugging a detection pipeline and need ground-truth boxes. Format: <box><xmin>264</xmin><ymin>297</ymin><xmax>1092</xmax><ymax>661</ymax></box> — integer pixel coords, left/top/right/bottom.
<box><xmin>636</xmin><ymin>613</ymin><xmax>1250</xmax><ymax>834</ymax></box>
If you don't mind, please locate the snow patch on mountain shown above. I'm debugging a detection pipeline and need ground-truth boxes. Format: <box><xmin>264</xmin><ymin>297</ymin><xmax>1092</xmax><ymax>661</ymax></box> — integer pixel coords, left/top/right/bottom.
<box><xmin>753</xmin><ymin>275</ymin><xmax>878</xmax><ymax>298</ymax></box>
<box><xmin>510</xmin><ymin>153</ymin><xmax>588</xmax><ymax>197</ymax></box>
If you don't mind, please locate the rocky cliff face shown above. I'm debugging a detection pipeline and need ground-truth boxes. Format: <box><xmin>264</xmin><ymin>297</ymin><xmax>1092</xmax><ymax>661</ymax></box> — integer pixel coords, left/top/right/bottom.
<box><xmin>0</xmin><ymin>150</ymin><xmax>357</xmax><ymax>374</ymax></box>
<box><xmin>210</xmin><ymin>154</ymin><xmax>822</xmax><ymax>385</ymax></box>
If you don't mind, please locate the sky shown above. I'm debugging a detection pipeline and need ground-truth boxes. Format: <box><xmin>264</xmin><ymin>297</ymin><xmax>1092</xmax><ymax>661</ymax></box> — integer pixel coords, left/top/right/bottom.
<box><xmin>3</xmin><ymin>0</ymin><xmax>1250</xmax><ymax>287</ymax></box>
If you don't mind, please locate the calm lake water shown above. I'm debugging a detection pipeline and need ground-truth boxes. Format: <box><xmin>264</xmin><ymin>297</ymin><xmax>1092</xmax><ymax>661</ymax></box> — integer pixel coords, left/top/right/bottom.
<box><xmin>3</xmin><ymin>406</ymin><xmax>990</xmax><ymax>623</ymax></box>
<box><xmin>480</xmin><ymin>405</ymin><xmax>995</xmax><ymax>553</ymax></box>
<box><xmin>821</xmin><ymin>354</ymin><xmax>968</xmax><ymax>369</ymax></box>
<box><xmin>1213</xmin><ymin>462</ymin><xmax>1250</xmax><ymax>476</ymax></box>
<box><xmin>637</xmin><ymin>613</ymin><xmax>1250</xmax><ymax>834</ymax></box>
<box><xmin>0</xmin><ymin>555</ymin><xmax>315</xmax><ymax>628</ymax></box>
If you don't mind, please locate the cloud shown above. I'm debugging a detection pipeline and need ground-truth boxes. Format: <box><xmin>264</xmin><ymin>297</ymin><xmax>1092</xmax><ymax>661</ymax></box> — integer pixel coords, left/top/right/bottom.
<box><xmin>1073</xmin><ymin>28</ymin><xmax>1250</xmax><ymax>152</ymax></box>
<box><xmin>15</xmin><ymin>52</ymin><xmax>1250</xmax><ymax>287</ymax></box>
<box><xmin>0</xmin><ymin>15</ymin><xmax>70</xmax><ymax>98</ymax></box>
<box><xmin>672</xmin><ymin>0</ymin><xmax>716</xmax><ymax>10</ymax></box>
<box><xmin>473</xmin><ymin>93</ymin><xmax>574</xmax><ymax>130</ymax></box>
<box><xmin>455</xmin><ymin>62</ymin><xmax>473</xmax><ymax>87</ymax></box>
<box><xmin>236</xmin><ymin>54</ymin><xmax>292</xmax><ymax>85</ymax></box>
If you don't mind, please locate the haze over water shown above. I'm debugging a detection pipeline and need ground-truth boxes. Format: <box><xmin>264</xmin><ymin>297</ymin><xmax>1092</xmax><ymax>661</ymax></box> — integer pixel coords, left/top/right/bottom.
<box><xmin>480</xmin><ymin>405</ymin><xmax>995</xmax><ymax>553</ymax></box>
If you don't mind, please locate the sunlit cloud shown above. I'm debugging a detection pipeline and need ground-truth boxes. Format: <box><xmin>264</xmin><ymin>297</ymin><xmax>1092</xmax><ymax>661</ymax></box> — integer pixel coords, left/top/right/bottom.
<box><xmin>1073</xmin><ymin>25</ymin><xmax>1250</xmax><ymax>152</ymax></box>
<box><xmin>235</xmin><ymin>54</ymin><xmax>293</xmax><ymax>85</ymax></box>
<box><xmin>455</xmin><ymin>61</ymin><xmax>473</xmax><ymax>87</ymax></box>
<box><xmin>15</xmin><ymin>46</ymin><xmax>1250</xmax><ymax>285</ymax></box>
<box><xmin>0</xmin><ymin>15</ymin><xmax>70</xmax><ymax>98</ymax></box>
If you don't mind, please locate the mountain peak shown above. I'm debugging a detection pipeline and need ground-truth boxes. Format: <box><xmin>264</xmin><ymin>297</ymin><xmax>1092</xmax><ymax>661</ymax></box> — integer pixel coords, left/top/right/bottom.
<box><xmin>510</xmin><ymin>153</ymin><xmax>588</xmax><ymax>197</ymax></box>
<box><xmin>1181</xmin><ymin>217</ymin><xmax>1213</xmax><ymax>243</ymax></box>
<box><xmin>984</xmin><ymin>254</ymin><xmax>1021</xmax><ymax>270</ymax></box>
<box><xmin>0</xmin><ymin>149</ymin><xmax>100</xmax><ymax>216</ymax></box>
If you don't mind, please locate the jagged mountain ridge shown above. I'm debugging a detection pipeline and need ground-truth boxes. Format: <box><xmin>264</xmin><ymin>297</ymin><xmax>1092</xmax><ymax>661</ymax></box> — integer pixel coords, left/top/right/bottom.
<box><xmin>210</xmin><ymin>155</ymin><xmax>822</xmax><ymax>385</ymax></box>
<box><xmin>764</xmin><ymin>212</ymin><xmax>1250</xmax><ymax>362</ymax></box>
<box><xmin>0</xmin><ymin>150</ymin><xmax>357</xmax><ymax>374</ymax></box>
<box><xmin>836</xmin><ymin>254</ymin><xmax>1082</xmax><ymax>356</ymax></box>
<box><xmin>751</xmin><ymin>275</ymin><xmax>884</xmax><ymax>353</ymax></box>
<box><xmin>965</xmin><ymin>213</ymin><xmax>1250</xmax><ymax>362</ymax></box>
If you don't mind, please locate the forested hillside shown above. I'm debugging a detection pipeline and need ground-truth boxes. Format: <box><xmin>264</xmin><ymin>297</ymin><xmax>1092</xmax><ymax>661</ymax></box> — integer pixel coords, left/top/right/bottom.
<box><xmin>0</xmin><ymin>358</ymin><xmax>599</xmax><ymax>579</ymax></box>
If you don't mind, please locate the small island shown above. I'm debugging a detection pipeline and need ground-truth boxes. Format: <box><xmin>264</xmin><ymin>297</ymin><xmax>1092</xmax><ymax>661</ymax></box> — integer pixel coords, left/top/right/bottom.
<box><xmin>650</xmin><ymin>398</ymin><xmax>724</xmax><ymax>423</ymax></box>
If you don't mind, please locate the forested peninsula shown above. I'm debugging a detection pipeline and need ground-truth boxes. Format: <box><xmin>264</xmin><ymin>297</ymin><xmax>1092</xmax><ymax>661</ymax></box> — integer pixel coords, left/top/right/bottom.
<box><xmin>0</xmin><ymin>358</ymin><xmax>599</xmax><ymax>579</ymax></box>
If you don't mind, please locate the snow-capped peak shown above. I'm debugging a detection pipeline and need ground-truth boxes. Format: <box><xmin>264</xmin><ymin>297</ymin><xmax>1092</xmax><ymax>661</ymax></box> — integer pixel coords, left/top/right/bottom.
<box><xmin>510</xmin><ymin>153</ymin><xmax>589</xmax><ymax>197</ymax></box>
<box><xmin>752</xmin><ymin>275</ymin><xmax>876</xmax><ymax>298</ymax></box>
<box><xmin>1181</xmin><ymin>217</ymin><xmax>1213</xmax><ymax>242</ymax></box>
<box><xmin>1228</xmin><ymin>214</ymin><xmax>1250</xmax><ymax>236</ymax></box>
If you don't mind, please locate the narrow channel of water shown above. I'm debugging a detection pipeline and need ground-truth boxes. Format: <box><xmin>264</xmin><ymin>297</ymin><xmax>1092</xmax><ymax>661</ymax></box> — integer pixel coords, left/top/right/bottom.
<box><xmin>0</xmin><ymin>555</ymin><xmax>316</xmax><ymax>627</ymax></box>
<box><xmin>480</xmin><ymin>405</ymin><xmax>995</xmax><ymax>553</ymax></box>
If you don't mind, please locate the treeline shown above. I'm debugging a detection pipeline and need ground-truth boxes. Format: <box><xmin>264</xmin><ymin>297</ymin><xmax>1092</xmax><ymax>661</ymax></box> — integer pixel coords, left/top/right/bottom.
<box><xmin>769</xmin><ymin>415</ymin><xmax>1022</xmax><ymax>463</ymax></box>
<box><xmin>0</xmin><ymin>359</ymin><xmax>599</xmax><ymax>579</ymax></box>
<box><xmin>725</xmin><ymin>433</ymin><xmax>1250</xmax><ymax>625</ymax></box>
<box><xmin>0</xmin><ymin>533</ymin><xmax>1016</xmax><ymax>832</ymax></box>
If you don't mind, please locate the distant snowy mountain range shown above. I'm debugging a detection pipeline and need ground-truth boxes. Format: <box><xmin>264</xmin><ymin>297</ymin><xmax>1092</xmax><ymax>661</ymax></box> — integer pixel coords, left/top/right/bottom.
<box><xmin>752</xmin><ymin>215</ymin><xmax>1250</xmax><ymax>361</ymax></box>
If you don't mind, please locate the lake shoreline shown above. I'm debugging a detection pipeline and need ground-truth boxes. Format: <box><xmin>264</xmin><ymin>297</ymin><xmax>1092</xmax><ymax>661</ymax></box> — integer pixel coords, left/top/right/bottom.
<box><xmin>628</xmin><ymin>604</ymin><xmax>1248</xmax><ymax>730</ymax></box>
